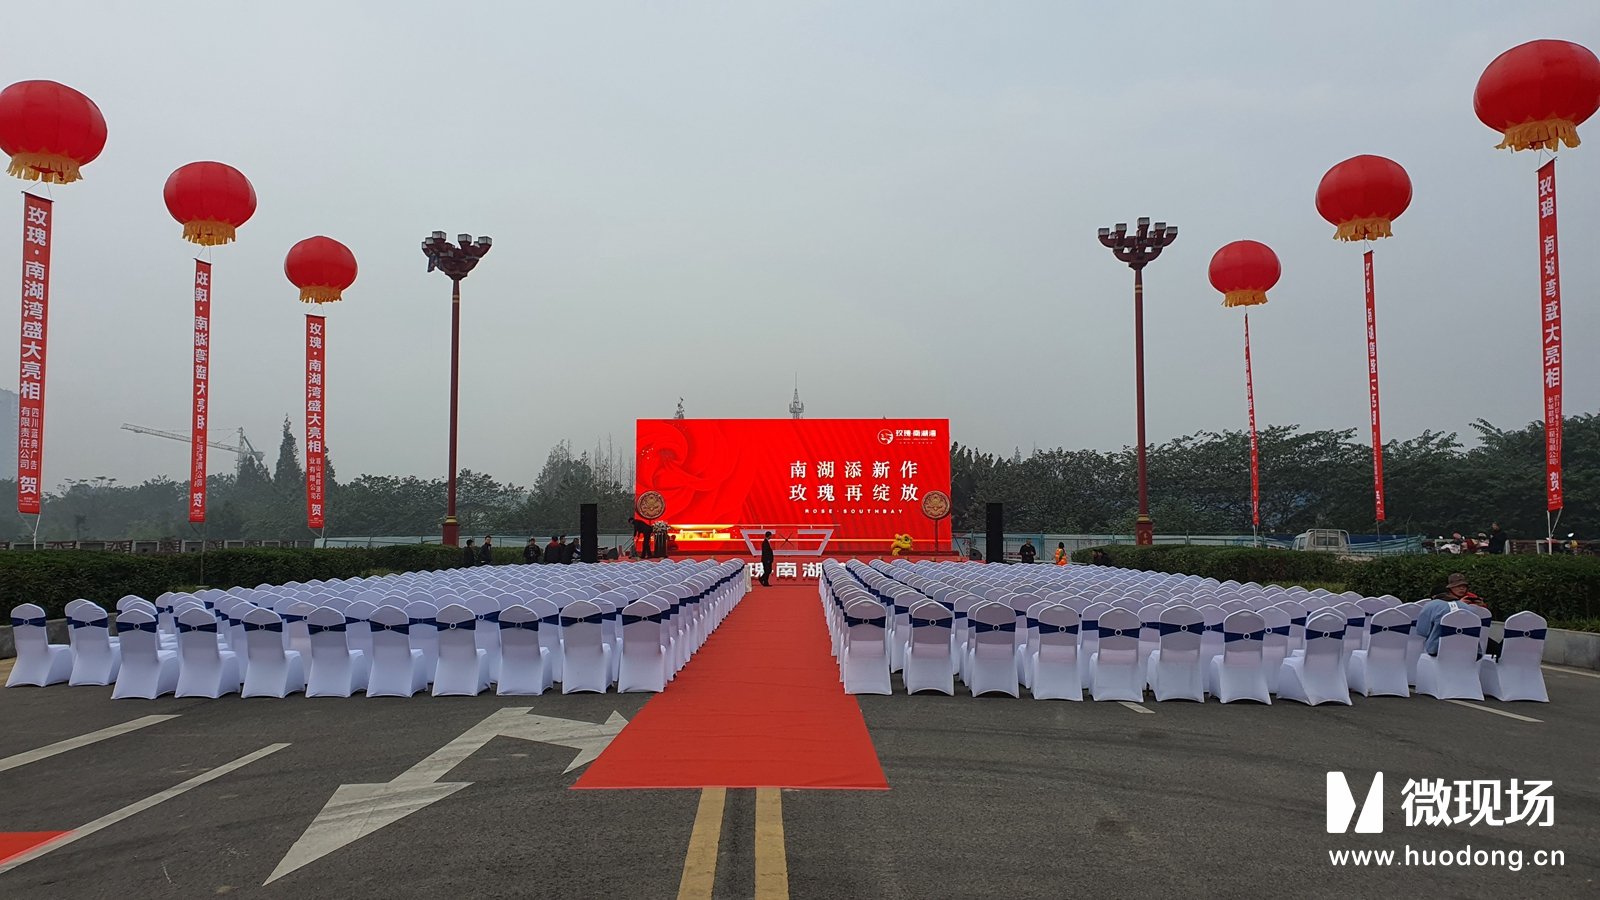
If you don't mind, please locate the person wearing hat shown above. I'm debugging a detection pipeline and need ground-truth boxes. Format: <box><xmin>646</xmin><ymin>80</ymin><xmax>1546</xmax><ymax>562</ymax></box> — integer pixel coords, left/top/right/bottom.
<box><xmin>1416</xmin><ymin>573</ymin><xmax>1487</xmax><ymax>656</ymax></box>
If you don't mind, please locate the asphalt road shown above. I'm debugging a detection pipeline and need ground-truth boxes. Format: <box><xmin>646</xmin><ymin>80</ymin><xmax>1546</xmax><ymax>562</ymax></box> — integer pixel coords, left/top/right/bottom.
<box><xmin>0</xmin><ymin>660</ymin><xmax>1595</xmax><ymax>899</ymax></box>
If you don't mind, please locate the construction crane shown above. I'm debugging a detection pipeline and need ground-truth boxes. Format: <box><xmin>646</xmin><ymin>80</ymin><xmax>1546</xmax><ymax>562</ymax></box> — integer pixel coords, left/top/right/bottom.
<box><xmin>121</xmin><ymin>423</ymin><xmax>265</xmax><ymax>463</ymax></box>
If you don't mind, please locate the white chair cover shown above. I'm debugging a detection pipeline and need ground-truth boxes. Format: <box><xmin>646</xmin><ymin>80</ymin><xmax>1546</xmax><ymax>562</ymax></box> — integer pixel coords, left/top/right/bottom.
<box><xmin>403</xmin><ymin>600</ymin><xmax>440</xmax><ymax>683</ymax></box>
<box><xmin>1030</xmin><ymin>604</ymin><xmax>1081</xmax><ymax>701</ymax></box>
<box><xmin>241</xmin><ymin>608</ymin><xmax>306</xmax><ymax>698</ymax></box>
<box><xmin>7</xmin><ymin>602</ymin><xmax>72</xmax><ymax>687</ymax></box>
<box><xmin>965</xmin><ymin>601</ymin><xmax>1019</xmax><ymax>698</ymax></box>
<box><xmin>174</xmin><ymin>607</ymin><xmax>242</xmax><ymax>698</ymax></box>
<box><xmin>432</xmin><ymin>603</ymin><xmax>490</xmax><ymax>696</ymax></box>
<box><xmin>903</xmin><ymin>602</ymin><xmax>955</xmax><ymax>696</ymax></box>
<box><xmin>110</xmin><ymin>609</ymin><xmax>179</xmax><ymax>699</ymax></box>
<box><xmin>1277</xmin><ymin>610</ymin><xmax>1350</xmax><ymax>705</ymax></box>
<box><xmin>1208</xmin><ymin>611</ymin><xmax>1271</xmax><ymax>704</ymax></box>
<box><xmin>1479</xmin><ymin>611</ymin><xmax>1548</xmax><ymax>702</ymax></box>
<box><xmin>1417</xmin><ymin>608</ymin><xmax>1484</xmax><ymax>701</ymax></box>
<box><xmin>1089</xmin><ymin>608</ymin><xmax>1143</xmax><ymax>702</ymax></box>
<box><xmin>367</xmin><ymin>605</ymin><xmax>428</xmax><ymax>698</ymax></box>
<box><xmin>1258</xmin><ymin>606</ymin><xmax>1291</xmax><ymax>694</ymax></box>
<box><xmin>559</xmin><ymin>600</ymin><xmax>613</xmax><ymax>694</ymax></box>
<box><xmin>1147</xmin><ymin>605</ymin><xmax>1205</xmax><ymax>702</ymax></box>
<box><xmin>305</xmin><ymin>607</ymin><xmax>369</xmax><ymax>698</ymax></box>
<box><xmin>497</xmin><ymin>604</ymin><xmax>553</xmax><ymax>695</ymax></box>
<box><xmin>616</xmin><ymin>600</ymin><xmax>668</xmax><ymax>694</ymax></box>
<box><xmin>68</xmin><ymin>602</ymin><xmax>122</xmax><ymax>686</ymax></box>
<box><xmin>1348</xmin><ymin>607</ymin><xmax>1411</xmax><ymax>698</ymax></box>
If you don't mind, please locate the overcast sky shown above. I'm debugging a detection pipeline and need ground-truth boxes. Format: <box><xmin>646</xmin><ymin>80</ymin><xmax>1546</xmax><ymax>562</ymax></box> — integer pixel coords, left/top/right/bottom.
<box><xmin>5</xmin><ymin>1</ymin><xmax>1599</xmax><ymax>490</ymax></box>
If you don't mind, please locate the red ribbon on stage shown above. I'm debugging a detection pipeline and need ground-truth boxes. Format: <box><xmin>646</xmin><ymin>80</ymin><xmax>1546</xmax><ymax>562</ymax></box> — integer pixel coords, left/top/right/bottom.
<box><xmin>1537</xmin><ymin>160</ymin><xmax>1563</xmax><ymax>512</ymax></box>
<box><xmin>305</xmin><ymin>315</ymin><xmax>326</xmax><ymax>529</ymax></box>
<box><xmin>16</xmin><ymin>194</ymin><xmax>51</xmax><ymax>515</ymax></box>
<box><xmin>1364</xmin><ymin>250</ymin><xmax>1385</xmax><ymax>523</ymax></box>
<box><xmin>1245</xmin><ymin>314</ymin><xmax>1260</xmax><ymax>528</ymax></box>
<box><xmin>189</xmin><ymin>260</ymin><xmax>212</xmax><ymax>523</ymax></box>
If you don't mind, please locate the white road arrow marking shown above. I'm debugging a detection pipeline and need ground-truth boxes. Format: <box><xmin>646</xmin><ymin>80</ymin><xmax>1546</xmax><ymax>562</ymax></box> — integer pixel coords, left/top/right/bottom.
<box><xmin>266</xmin><ymin>707</ymin><xmax>627</xmax><ymax>885</ymax></box>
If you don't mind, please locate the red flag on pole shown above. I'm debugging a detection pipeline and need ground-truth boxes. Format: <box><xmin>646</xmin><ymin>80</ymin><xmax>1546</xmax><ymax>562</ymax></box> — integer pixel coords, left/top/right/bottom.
<box><xmin>16</xmin><ymin>193</ymin><xmax>51</xmax><ymax>515</ymax></box>
<box><xmin>305</xmin><ymin>315</ymin><xmax>326</xmax><ymax>529</ymax></box>
<box><xmin>189</xmin><ymin>260</ymin><xmax>212</xmax><ymax>523</ymax></box>
<box><xmin>1364</xmin><ymin>250</ymin><xmax>1386</xmax><ymax>523</ymax></box>
<box><xmin>1537</xmin><ymin>160</ymin><xmax>1563</xmax><ymax>511</ymax></box>
<box><xmin>1245</xmin><ymin>314</ymin><xmax>1260</xmax><ymax>528</ymax></box>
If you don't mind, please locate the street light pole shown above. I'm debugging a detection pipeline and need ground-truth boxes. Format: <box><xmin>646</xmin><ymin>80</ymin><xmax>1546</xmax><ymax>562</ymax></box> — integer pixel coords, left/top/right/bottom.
<box><xmin>421</xmin><ymin>231</ymin><xmax>492</xmax><ymax>547</ymax></box>
<box><xmin>1098</xmin><ymin>217</ymin><xmax>1177</xmax><ymax>546</ymax></box>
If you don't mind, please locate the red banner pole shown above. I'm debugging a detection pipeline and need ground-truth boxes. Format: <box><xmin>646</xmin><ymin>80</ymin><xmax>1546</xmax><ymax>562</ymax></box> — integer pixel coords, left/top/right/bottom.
<box><xmin>1245</xmin><ymin>314</ymin><xmax>1260</xmax><ymax>531</ymax></box>
<box><xmin>306</xmin><ymin>315</ymin><xmax>326</xmax><ymax>529</ymax></box>
<box><xmin>1364</xmin><ymin>250</ymin><xmax>1385</xmax><ymax>523</ymax></box>
<box><xmin>188</xmin><ymin>260</ymin><xmax>212</xmax><ymax>524</ymax></box>
<box><xmin>1537</xmin><ymin>160</ymin><xmax>1563</xmax><ymax>514</ymax></box>
<box><xmin>16</xmin><ymin>193</ymin><xmax>52</xmax><ymax>517</ymax></box>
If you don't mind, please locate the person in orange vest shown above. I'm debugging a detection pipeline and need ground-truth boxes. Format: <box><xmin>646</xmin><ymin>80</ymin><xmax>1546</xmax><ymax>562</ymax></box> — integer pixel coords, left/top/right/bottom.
<box><xmin>1054</xmin><ymin>542</ymin><xmax>1068</xmax><ymax>565</ymax></box>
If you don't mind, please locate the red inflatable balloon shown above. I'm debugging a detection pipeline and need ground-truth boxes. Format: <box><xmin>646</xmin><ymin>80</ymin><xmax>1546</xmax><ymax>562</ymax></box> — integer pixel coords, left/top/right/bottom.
<box><xmin>1475</xmin><ymin>39</ymin><xmax>1600</xmax><ymax>152</ymax></box>
<box><xmin>1315</xmin><ymin>155</ymin><xmax>1411</xmax><ymax>242</ymax></box>
<box><xmin>285</xmin><ymin>236</ymin><xmax>358</xmax><ymax>304</ymax></box>
<box><xmin>163</xmin><ymin>161</ymin><xmax>256</xmax><ymax>246</ymax></box>
<box><xmin>1208</xmin><ymin>240</ymin><xmax>1280</xmax><ymax>308</ymax></box>
<box><xmin>0</xmin><ymin>80</ymin><xmax>107</xmax><ymax>184</ymax></box>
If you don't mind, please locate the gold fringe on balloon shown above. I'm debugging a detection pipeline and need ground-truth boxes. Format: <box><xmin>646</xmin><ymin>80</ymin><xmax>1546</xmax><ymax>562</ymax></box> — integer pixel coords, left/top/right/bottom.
<box><xmin>1222</xmin><ymin>289</ymin><xmax>1269</xmax><ymax>308</ymax></box>
<box><xmin>6</xmin><ymin>152</ymin><xmax>83</xmax><ymax>184</ymax></box>
<box><xmin>1333</xmin><ymin>217</ymin><xmax>1393</xmax><ymax>242</ymax></box>
<box><xmin>299</xmin><ymin>286</ymin><xmax>344</xmax><ymax>304</ymax></box>
<box><xmin>1495</xmin><ymin>118</ymin><xmax>1583</xmax><ymax>152</ymax></box>
<box><xmin>181</xmin><ymin>219</ymin><xmax>239</xmax><ymax>246</ymax></box>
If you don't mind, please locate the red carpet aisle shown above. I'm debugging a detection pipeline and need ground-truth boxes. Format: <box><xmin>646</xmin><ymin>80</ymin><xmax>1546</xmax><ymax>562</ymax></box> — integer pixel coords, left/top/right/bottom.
<box><xmin>574</xmin><ymin>584</ymin><xmax>888</xmax><ymax>790</ymax></box>
<box><xmin>0</xmin><ymin>832</ymin><xmax>66</xmax><ymax>865</ymax></box>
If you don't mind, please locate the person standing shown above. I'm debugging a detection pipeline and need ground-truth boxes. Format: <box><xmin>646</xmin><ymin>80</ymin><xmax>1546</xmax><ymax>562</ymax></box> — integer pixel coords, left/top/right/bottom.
<box><xmin>1019</xmin><ymin>539</ymin><xmax>1037</xmax><ymax>564</ymax></box>
<box><xmin>544</xmin><ymin>536</ymin><xmax>561</xmax><ymax>563</ymax></box>
<box><xmin>479</xmin><ymin>535</ymin><xmax>494</xmax><ymax>565</ymax></box>
<box><xmin>1054</xmin><ymin>542</ymin><xmax>1068</xmax><ymax>566</ymax></box>
<box><xmin>760</xmin><ymin>531</ymin><xmax>775</xmax><ymax>587</ymax></box>
<box><xmin>1486</xmin><ymin>523</ymin><xmax>1508</xmax><ymax>555</ymax></box>
<box><xmin>524</xmin><ymin>537</ymin><xmax>542</xmax><ymax>564</ymax></box>
<box><xmin>461</xmin><ymin>538</ymin><xmax>477</xmax><ymax>567</ymax></box>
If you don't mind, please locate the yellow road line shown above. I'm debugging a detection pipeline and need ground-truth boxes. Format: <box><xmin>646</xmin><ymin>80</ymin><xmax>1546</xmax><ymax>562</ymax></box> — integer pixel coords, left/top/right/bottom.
<box><xmin>677</xmin><ymin>787</ymin><xmax>727</xmax><ymax>900</ymax></box>
<box><xmin>754</xmin><ymin>788</ymin><xmax>790</xmax><ymax>900</ymax></box>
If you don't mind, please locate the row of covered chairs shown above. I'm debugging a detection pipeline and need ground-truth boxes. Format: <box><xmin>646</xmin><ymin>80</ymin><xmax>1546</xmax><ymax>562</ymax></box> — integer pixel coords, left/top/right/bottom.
<box><xmin>822</xmin><ymin>558</ymin><xmax>1548</xmax><ymax>703</ymax></box>
<box><xmin>6</xmin><ymin>560</ymin><xmax>747</xmax><ymax>698</ymax></box>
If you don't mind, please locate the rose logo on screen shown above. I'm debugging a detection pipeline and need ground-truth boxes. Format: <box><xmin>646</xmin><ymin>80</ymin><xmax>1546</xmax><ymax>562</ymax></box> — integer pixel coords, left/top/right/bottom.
<box><xmin>877</xmin><ymin>429</ymin><xmax>895</xmax><ymax>445</ymax></box>
<box><xmin>635</xmin><ymin>490</ymin><xmax>666</xmax><ymax>520</ymax></box>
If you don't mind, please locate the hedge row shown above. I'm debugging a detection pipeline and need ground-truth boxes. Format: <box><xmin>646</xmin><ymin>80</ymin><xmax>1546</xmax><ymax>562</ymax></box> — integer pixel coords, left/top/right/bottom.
<box><xmin>1</xmin><ymin>545</ymin><xmax>527</xmax><ymax>619</ymax></box>
<box><xmin>1072</xmin><ymin>545</ymin><xmax>1600</xmax><ymax>623</ymax></box>
<box><xmin>1070</xmin><ymin>545</ymin><xmax>1354</xmax><ymax>585</ymax></box>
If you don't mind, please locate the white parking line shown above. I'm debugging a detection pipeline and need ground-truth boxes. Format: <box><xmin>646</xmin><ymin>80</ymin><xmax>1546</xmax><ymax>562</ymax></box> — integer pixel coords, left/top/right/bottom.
<box><xmin>1117</xmin><ymin>701</ymin><xmax>1154</xmax><ymax>715</ymax></box>
<box><xmin>1541</xmin><ymin>663</ymin><xmax>1600</xmax><ymax>680</ymax></box>
<box><xmin>1443</xmin><ymin>700</ymin><xmax>1542</xmax><ymax>723</ymax></box>
<box><xmin>0</xmin><ymin>742</ymin><xmax>289</xmax><ymax>876</ymax></box>
<box><xmin>0</xmin><ymin>715</ymin><xmax>179</xmax><ymax>775</ymax></box>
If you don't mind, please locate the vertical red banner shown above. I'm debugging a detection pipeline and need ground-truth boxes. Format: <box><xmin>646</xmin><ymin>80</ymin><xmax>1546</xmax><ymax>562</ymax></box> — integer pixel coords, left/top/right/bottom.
<box><xmin>189</xmin><ymin>260</ymin><xmax>212</xmax><ymax>523</ymax></box>
<box><xmin>1244</xmin><ymin>314</ymin><xmax>1260</xmax><ymax>528</ymax></box>
<box><xmin>16</xmin><ymin>194</ymin><xmax>51</xmax><ymax>515</ymax></box>
<box><xmin>305</xmin><ymin>315</ymin><xmax>326</xmax><ymax>529</ymax></box>
<box><xmin>1537</xmin><ymin>160</ymin><xmax>1563</xmax><ymax>512</ymax></box>
<box><xmin>1364</xmin><ymin>250</ymin><xmax>1385</xmax><ymax>523</ymax></box>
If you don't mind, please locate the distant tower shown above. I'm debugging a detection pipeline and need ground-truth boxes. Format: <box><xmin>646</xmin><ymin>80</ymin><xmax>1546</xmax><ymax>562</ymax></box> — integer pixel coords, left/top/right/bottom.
<box><xmin>789</xmin><ymin>376</ymin><xmax>804</xmax><ymax>419</ymax></box>
<box><xmin>673</xmin><ymin>398</ymin><xmax>685</xmax><ymax>419</ymax></box>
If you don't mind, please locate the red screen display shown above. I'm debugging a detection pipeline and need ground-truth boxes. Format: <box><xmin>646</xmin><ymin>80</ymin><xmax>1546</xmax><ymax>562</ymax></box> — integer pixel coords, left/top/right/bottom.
<box><xmin>636</xmin><ymin>418</ymin><xmax>950</xmax><ymax>553</ymax></box>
